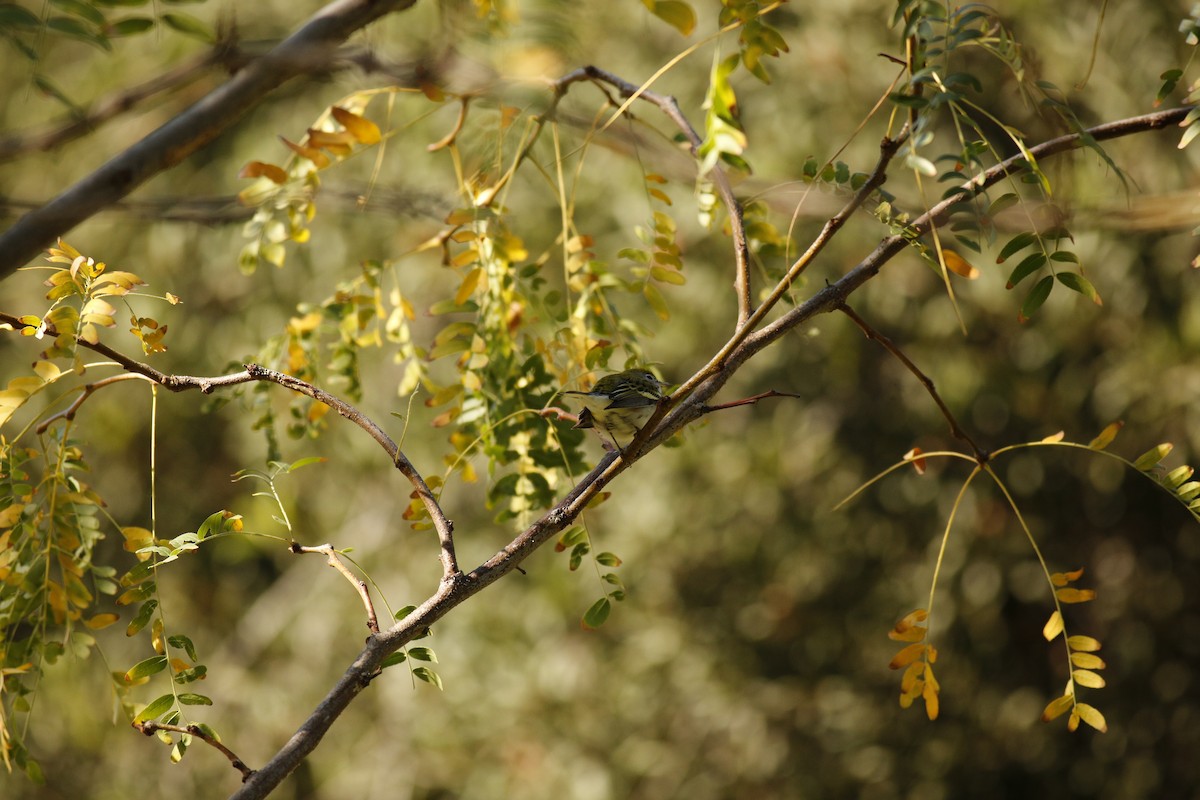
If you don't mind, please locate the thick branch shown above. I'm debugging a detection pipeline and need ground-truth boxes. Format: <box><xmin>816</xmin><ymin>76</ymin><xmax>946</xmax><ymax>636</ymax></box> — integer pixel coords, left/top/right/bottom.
<box><xmin>0</xmin><ymin>0</ymin><xmax>421</xmax><ymax>281</ymax></box>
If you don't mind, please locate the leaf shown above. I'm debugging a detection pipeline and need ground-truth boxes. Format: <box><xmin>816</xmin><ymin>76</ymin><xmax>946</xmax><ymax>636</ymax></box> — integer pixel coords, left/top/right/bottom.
<box><xmin>1050</xmin><ymin>567</ymin><xmax>1084</xmax><ymax>585</ymax></box>
<box><xmin>1074</xmin><ymin>703</ymin><xmax>1108</xmax><ymax>732</ymax></box>
<box><xmin>1088</xmin><ymin>420</ymin><xmax>1123</xmax><ymax>451</ymax></box>
<box><xmin>1041</xmin><ymin>693</ymin><xmax>1073</xmax><ymax>722</ymax></box>
<box><xmin>162</xmin><ymin>11</ymin><xmax>212</xmax><ymax>41</ymax></box>
<box><xmin>239</xmin><ymin>161</ymin><xmax>288</xmax><ymax>184</ymax></box>
<box><xmin>1072</xmin><ymin>669</ymin><xmax>1106</xmax><ymax>689</ymax></box>
<box><xmin>941</xmin><ymin>250</ymin><xmax>979</xmax><ymax>279</ymax></box>
<box><xmin>133</xmin><ymin>693</ymin><xmax>175</xmax><ymax>724</ymax></box>
<box><xmin>902</xmin><ymin>447</ymin><xmax>926</xmax><ymax>475</ymax></box>
<box><xmin>1070</xmin><ymin>652</ymin><xmax>1106</xmax><ymax>670</ymax></box>
<box><xmin>648</xmin><ymin>0</ymin><xmax>696</xmax><ymax>35</ymax></box>
<box><xmin>1133</xmin><ymin>443</ymin><xmax>1173</xmax><ymax>471</ymax></box>
<box><xmin>997</xmin><ymin>231</ymin><xmax>1037</xmax><ymax>263</ymax></box>
<box><xmin>1042</xmin><ymin>610</ymin><xmax>1064</xmax><ymax>641</ymax></box>
<box><xmin>1067</xmin><ymin>635</ymin><xmax>1102</xmax><ymax>652</ymax></box>
<box><xmin>1055</xmin><ymin>271</ymin><xmax>1102</xmax><ymax>305</ymax></box>
<box><xmin>888</xmin><ymin>643</ymin><xmax>927</xmax><ymax>670</ymax></box>
<box><xmin>177</xmin><ymin>693</ymin><xmax>213</xmax><ymax>706</ymax></box>
<box><xmin>331</xmin><ymin>106</ymin><xmax>382</xmax><ymax>144</ymax></box>
<box><xmin>412</xmin><ymin>666</ymin><xmax>443</xmax><ymax>690</ymax></box>
<box><xmin>125</xmin><ymin>656</ymin><xmax>169</xmax><ymax>682</ymax></box>
<box><xmin>1018</xmin><ymin>275</ymin><xmax>1054</xmax><ymax>322</ymax></box>
<box><xmin>1006</xmin><ymin>252</ymin><xmax>1046</xmax><ymax>289</ymax></box>
<box><xmin>582</xmin><ymin>597</ymin><xmax>611</xmax><ymax>630</ymax></box>
<box><xmin>1041</xmin><ymin>431</ymin><xmax>1065</xmax><ymax>443</ymax></box>
<box><xmin>1056</xmin><ymin>587</ymin><xmax>1096</xmax><ymax>603</ymax></box>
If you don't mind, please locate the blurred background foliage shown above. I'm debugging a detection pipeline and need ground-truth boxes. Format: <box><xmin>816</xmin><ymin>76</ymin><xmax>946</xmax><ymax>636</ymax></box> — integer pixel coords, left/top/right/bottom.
<box><xmin>2</xmin><ymin>0</ymin><xmax>1200</xmax><ymax>798</ymax></box>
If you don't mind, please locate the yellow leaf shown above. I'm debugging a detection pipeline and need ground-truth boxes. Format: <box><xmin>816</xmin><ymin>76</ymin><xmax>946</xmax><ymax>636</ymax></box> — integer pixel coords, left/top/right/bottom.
<box><xmin>888</xmin><ymin>643</ymin><xmax>926</xmax><ymax>670</ymax></box>
<box><xmin>455</xmin><ymin>268</ymin><xmax>483</xmax><ymax>306</ymax></box>
<box><xmin>1067</xmin><ymin>635</ymin><xmax>1102</xmax><ymax>652</ymax></box>
<box><xmin>900</xmin><ymin>662</ymin><xmax>923</xmax><ymax>694</ymax></box>
<box><xmin>1056</xmin><ymin>587</ymin><xmax>1096</xmax><ymax>604</ymax></box>
<box><xmin>888</xmin><ymin>625</ymin><xmax>927</xmax><ymax>642</ymax></box>
<box><xmin>1042</xmin><ymin>611</ymin><xmax>1064</xmax><ymax>641</ymax></box>
<box><xmin>1041</xmin><ymin>693</ymin><xmax>1073</xmax><ymax>722</ymax></box>
<box><xmin>942</xmin><ymin>249</ymin><xmax>980</xmax><ymax>279</ymax></box>
<box><xmin>451</xmin><ymin>249</ymin><xmax>479</xmax><ymax>268</ymax></box>
<box><xmin>331</xmin><ymin>106</ymin><xmax>382</xmax><ymax>144</ymax></box>
<box><xmin>280</xmin><ymin>135</ymin><xmax>332</xmax><ymax>168</ymax></box>
<box><xmin>84</xmin><ymin>613</ymin><xmax>120</xmax><ymax>630</ymax></box>
<box><xmin>1133</xmin><ymin>443</ymin><xmax>1173</xmax><ymax>471</ymax></box>
<box><xmin>1072</xmin><ymin>669</ymin><xmax>1106</xmax><ymax>688</ymax></box>
<box><xmin>1088</xmin><ymin>420</ymin><xmax>1123</xmax><ymax>450</ymax></box>
<box><xmin>651</xmin><ymin>0</ymin><xmax>697</xmax><ymax>36</ymax></box>
<box><xmin>1050</xmin><ymin>567</ymin><xmax>1085</xmax><ymax>586</ymax></box>
<box><xmin>1070</xmin><ymin>652</ymin><xmax>1106</xmax><ymax>670</ymax></box>
<box><xmin>1074</xmin><ymin>703</ymin><xmax>1108</xmax><ymax>733</ymax></box>
<box><xmin>922</xmin><ymin>680</ymin><xmax>940</xmax><ymax>720</ymax></box>
<box><xmin>1041</xmin><ymin>430</ymin><xmax>1065</xmax><ymax>443</ymax></box>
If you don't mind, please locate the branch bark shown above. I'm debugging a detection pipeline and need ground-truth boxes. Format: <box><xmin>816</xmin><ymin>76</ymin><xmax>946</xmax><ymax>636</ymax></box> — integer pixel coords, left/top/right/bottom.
<box><xmin>0</xmin><ymin>0</ymin><xmax>421</xmax><ymax>281</ymax></box>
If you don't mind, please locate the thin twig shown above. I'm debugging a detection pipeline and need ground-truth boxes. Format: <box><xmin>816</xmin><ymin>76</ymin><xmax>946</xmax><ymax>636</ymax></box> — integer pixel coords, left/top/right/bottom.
<box><xmin>34</xmin><ymin>373</ymin><xmax>153</xmax><ymax>433</ymax></box>
<box><xmin>0</xmin><ymin>314</ymin><xmax>460</xmax><ymax>580</ymax></box>
<box><xmin>290</xmin><ymin>543</ymin><xmax>380</xmax><ymax>634</ymax></box>
<box><xmin>699</xmin><ymin>389</ymin><xmax>805</xmax><ymax>414</ymax></box>
<box><xmin>134</xmin><ymin>720</ymin><xmax>255</xmax><ymax>781</ymax></box>
<box><xmin>838</xmin><ymin>303</ymin><xmax>987</xmax><ymax>462</ymax></box>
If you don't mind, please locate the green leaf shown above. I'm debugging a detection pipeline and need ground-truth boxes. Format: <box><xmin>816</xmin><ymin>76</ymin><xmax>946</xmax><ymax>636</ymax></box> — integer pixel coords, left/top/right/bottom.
<box><xmin>133</xmin><ymin>693</ymin><xmax>175</xmax><ymax>723</ymax></box>
<box><xmin>162</xmin><ymin>11</ymin><xmax>212</xmax><ymax>41</ymax></box>
<box><xmin>412</xmin><ymin>666</ymin><xmax>443</xmax><ymax>690</ymax></box>
<box><xmin>380</xmin><ymin>652</ymin><xmax>407</xmax><ymax>669</ymax></box>
<box><xmin>125</xmin><ymin>656</ymin><xmax>168</xmax><ymax>682</ymax></box>
<box><xmin>407</xmin><ymin>646</ymin><xmax>437</xmax><ymax>663</ymax></box>
<box><xmin>126</xmin><ymin>598</ymin><xmax>158</xmax><ymax>636</ymax></box>
<box><xmin>997</xmin><ymin>231</ymin><xmax>1037</xmax><ymax>263</ymax></box>
<box><xmin>1019</xmin><ymin>275</ymin><xmax>1054</xmax><ymax>321</ymax></box>
<box><xmin>167</xmin><ymin>634</ymin><xmax>197</xmax><ymax>661</ymax></box>
<box><xmin>177</xmin><ymin>693</ymin><xmax>213</xmax><ymax>706</ymax></box>
<box><xmin>1055</xmin><ymin>271</ymin><xmax>1102</xmax><ymax>305</ymax></box>
<box><xmin>0</xmin><ymin>4</ymin><xmax>42</xmax><ymax>28</ymax></box>
<box><xmin>1133</xmin><ymin>443</ymin><xmax>1173</xmax><ymax>471</ymax></box>
<box><xmin>582</xmin><ymin>597</ymin><xmax>611</xmax><ymax>629</ymax></box>
<box><xmin>109</xmin><ymin>17</ymin><xmax>155</xmax><ymax>35</ymax></box>
<box><xmin>649</xmin><ymin>0</ymin><xmax>695</xmax><ymax>35</ymax></box>
<box><xmin>1006</xmin><ymin>252</ymin><xmax>1046</xmax><ymax>289</ymax></box>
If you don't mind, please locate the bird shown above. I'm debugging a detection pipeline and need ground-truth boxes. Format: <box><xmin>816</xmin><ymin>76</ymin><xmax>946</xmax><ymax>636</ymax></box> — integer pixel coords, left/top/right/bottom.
<box><xmin>560</xmin><ymin>368</ymin><xmax>669</xmax><ymax>453</ymax></box>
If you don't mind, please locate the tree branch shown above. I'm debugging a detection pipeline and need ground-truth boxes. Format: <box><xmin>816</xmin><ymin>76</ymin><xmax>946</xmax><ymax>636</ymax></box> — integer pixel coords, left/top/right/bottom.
<box><xmin>290</xmin><ymin>543</ymin><xmax>380</xmax><ymax>634</ymax></box>
<box><xmin>838</xmin><ymin>302</ymin><xmax>987</xmax><ymax>462</ymax></box>
<box><xmin>0</xmin><ymin>0</ymin><xmax>421</xmax><ymax>280</ymax></box>
<box><xmin>134</xmin><ymin>720</ymin><xmax>255</xmax><ymax>781</ymax></box>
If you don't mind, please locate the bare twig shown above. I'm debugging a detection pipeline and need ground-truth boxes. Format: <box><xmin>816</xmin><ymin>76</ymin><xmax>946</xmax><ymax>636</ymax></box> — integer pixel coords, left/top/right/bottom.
<box><xmin>699</xmin><ymin>389</ymin><xmax>804</xmax><ymax>414</ymax></box>
<box><xmin>290</xmin><ymin>543</ymin><xmax>380</xmax><ymax>634</ymax></box>
<box><xmin>134</xmin><ymin>720</ymin><xmax>255</xmax><ymax>781</ymax></box>
<box><xmin>35</xmin><ymin>373</ymin><xmax>152</xmax><ymax>434</ymax></box>
<box><xmin>0</xmin><ymin>0</ymin><xmax>422</xmax><ymax>280</ymax></box>
<box><xmin>838</xmin><ymin>303</ymin><xmax>987</xmax><ymax>462</ymax></box>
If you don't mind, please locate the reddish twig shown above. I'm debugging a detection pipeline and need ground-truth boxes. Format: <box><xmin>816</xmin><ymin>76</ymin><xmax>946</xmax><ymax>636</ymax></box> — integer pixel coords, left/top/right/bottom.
<box><xmin>699</xmin><ymin>389</ymin><xmax>805</xmax><ymax>414</ymax></box>
<box><xmin>838</xmin><ymin>303</ymin><xmax>987</xmax><ymax>463</ymax></box>
<box><xmin>134</xmin><ymin>720</ymin><xmax>254</xmax><ymax>781</ymax></box>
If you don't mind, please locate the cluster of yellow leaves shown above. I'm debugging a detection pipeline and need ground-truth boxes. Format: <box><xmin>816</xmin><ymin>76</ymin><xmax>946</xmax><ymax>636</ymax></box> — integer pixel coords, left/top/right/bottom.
<box><xmin>1041</xmin><ymin>568</ymin><xmax>1107</xmax><ymax>733</ymax></box>
<box><xmin>888</xmin><ymin>608</ymin><xmax>940</xmax><ymax>720</ymax></box>
<box><xmin>238</xmin><ymin>98</ymin><xmax>384</xmax><ymax>272</ymax></box>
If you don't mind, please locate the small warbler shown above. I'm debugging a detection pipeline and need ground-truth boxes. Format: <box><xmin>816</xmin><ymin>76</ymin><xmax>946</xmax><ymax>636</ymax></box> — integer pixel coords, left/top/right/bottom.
<box><xmin>560</xmin><ymin>368</ymin><xmax>669</xmax><ymax>452</ymax></box>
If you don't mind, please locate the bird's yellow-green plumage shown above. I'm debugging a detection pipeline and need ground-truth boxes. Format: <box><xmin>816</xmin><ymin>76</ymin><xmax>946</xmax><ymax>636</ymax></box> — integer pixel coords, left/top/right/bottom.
<box><xmin>560</xmin><ymin>368</ymin><xmax>668</xmax><ymax>451</ymax></box>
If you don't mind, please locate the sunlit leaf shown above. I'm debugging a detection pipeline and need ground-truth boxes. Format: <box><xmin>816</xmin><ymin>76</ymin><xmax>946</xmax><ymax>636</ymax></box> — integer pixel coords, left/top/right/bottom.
<box><xmin>1067</xmin><ymin>635</ymin><xmax>1102</xmax><ymax>652</ymax></box>
<box><xmin>1042</xmin><ymin>610</ymin><xmax>1064</xmax><ymax>641</ymax></box>
<box><xmin>1074</xmin><ymin>703</ymin><xmax>1108</xmax><ymax>732</ymax></box>
<box><xmin>1056</xmin><ymin>587</ymin><xmax>1096</xmax><ymax>603</ymax></box>
<box><xmin>1088</xmin><ymin>421</ymin><xmax>1123</xmax><ymax>450</ymax></box>
<box><xmin>1041</xmin><ymin>431</ymin><xmax>1065</xmax><ymax>443</ymax></box>
<box><xmin>1072</xmin><ymin>669</ymin><xmax>1106</xmax><ymax>689</ymax></box>
<box><xmin>1041</xmin><ymin>693</ymin><xmax>1073</xmax><ymax>722</ymax></box>
<box><xmin>1133</xmin><ymin>443</ymin><xmax>1173</xmax><ymax>471</ymax></box>
<box><xmin>133</xmin><ymin>694</ymin><xmax>174</xmax><ymax>723</ymax></box>
<box><xmin>1070</xmin><ymin>652</ymin><xmax>1106</xmax><ymax>670</ymax></box>
<box><xmin>888</xmin><ymin>643</ymin><xmax>927</xmax><ymax>670</ymax></box>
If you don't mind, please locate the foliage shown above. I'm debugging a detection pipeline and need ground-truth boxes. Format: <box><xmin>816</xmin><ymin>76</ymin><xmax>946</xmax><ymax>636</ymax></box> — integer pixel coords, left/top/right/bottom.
<box><xmin>0</xmin><ymin>0</ymin><xmax>1198</xmax><ymax>798</ymax></box>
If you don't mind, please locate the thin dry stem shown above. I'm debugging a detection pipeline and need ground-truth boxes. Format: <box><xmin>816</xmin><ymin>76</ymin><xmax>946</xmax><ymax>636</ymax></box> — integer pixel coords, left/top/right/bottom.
<box><xmin>291</xmin><ymin>543</ymin><xmax>380</xmax><ymax>634</ymax></box>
